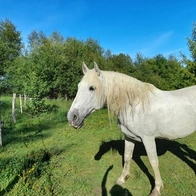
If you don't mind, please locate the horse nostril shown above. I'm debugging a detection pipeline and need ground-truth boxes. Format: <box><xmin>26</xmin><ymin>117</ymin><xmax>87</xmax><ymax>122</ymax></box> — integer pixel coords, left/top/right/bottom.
<box><xmin>73</xmin><ymin>114</ymin><xmax>77</xmax><ymax>121</ymax></box>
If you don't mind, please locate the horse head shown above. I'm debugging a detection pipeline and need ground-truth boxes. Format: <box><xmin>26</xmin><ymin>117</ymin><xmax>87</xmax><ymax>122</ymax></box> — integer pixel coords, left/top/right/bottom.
<box><xmin>67</xmin><ymin>62</ymin><xmax>106</xmax><ymax>129</ymax></box>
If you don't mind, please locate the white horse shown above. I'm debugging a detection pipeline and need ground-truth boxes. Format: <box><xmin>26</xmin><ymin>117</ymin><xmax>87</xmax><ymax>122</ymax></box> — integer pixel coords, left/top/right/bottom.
<box><xmin>67</xmin><ymin>62</ymin><xmax>196</xmax><ymax>196</ymax></box>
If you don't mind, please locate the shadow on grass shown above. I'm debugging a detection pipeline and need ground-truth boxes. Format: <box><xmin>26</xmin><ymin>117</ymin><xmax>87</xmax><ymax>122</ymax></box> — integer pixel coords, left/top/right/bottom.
<box><xmin>101</xmin><ymin>165</ymin><xmax>132</xmax><ymax>196</ymax></box>
<box><xmin>0</xmin><ymin>149</ymin><xmax>51</xmax><ymax>195</ymax></box>
<box><xmin>2</xmin><ymin>118</ymin><xmax>54</xmax><ymax>147</ymax></box>
<box><xmin>0</xmin><ymin>175</ymin><xmax>20</xmax><ymax>196</ymax></box>
<box><xmin>95</xmin><ymin>139</ymin><xmax>196</xmax><ymax>193</ymax></box>
<box><xmin>0</xmin><ymin>147</ymin><xmax>65</xmax><ymax>196</ymax></box>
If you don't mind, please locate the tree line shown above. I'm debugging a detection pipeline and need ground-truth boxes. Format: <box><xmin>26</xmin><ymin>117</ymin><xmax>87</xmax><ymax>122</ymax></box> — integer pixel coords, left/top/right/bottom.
<box><xmin>0</xmin><ymin>18</ymin><xmax>196</xmax><ymax>100</ymax></box>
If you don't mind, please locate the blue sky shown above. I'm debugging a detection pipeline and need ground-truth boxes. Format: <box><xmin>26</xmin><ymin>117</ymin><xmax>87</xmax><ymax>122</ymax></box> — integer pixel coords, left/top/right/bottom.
<box><xmin>0</xmin><ymin>0</ymin><xmax>195</xmax><ymax>59</ymax></box>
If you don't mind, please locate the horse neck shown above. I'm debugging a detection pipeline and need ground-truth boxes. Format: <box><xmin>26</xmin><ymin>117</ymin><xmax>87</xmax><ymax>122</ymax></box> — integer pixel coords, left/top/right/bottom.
<box><xmin>101</xmin><ymin>71</ymin><xmax>155</xmax><ymax>114</ymax></box>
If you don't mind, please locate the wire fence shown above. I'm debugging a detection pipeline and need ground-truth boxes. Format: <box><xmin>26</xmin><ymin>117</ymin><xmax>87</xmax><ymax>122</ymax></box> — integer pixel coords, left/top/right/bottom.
<box><xmin>0</xmin><ymin>93</ymin><xmax>69</xmax><ymax>146</ymax></box>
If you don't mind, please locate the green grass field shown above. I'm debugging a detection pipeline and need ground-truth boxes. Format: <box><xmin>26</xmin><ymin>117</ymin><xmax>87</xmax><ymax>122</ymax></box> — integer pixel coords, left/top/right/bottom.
<box><xmin>0</xmin><ymin>96</ymin><xmax>196</xmax><ymax>196</ymax></box>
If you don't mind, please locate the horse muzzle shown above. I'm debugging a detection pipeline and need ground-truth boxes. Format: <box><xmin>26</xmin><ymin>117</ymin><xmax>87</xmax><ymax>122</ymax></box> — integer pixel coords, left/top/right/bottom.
<box><xmin>67</xmin><ymin>108</ymin><xmax>95</xmax><ymax>129</ymax></box>
<box><xmin>67</xmin><ymin>109</ymin><xmax>84</xmax><ymax>129</ymax></box>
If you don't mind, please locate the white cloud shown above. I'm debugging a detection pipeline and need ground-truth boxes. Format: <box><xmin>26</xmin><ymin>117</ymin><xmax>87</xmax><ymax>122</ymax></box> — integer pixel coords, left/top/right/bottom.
<box><xmin>140</xmin><ymin>31</ymin><xmax>173</xmax><ymax>55</ymax></box>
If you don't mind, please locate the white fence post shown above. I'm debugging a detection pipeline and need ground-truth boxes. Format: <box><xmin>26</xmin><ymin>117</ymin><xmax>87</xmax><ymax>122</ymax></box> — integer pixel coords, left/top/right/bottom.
<box><xmin>24</xmin><ymin>94</ymin><xmax>27</xmax><ymax>107</ymax></box>
<box><xmin>12</xmin><ymin>93</ymin><xmax>16</xmax><ymax>123</ymax></box>
<box><xmin>19</xmin><ymin>94</ymin><xmax>22</xmax><ymax>114</ymax></box>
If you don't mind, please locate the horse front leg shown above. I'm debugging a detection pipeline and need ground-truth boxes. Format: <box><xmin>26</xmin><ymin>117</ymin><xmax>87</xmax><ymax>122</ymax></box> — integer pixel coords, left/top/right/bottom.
<box><xmin>116</xmin><ymin>137</ymin><xmax>135</xmax><ymax>185</ymax></box>
<box><xmin>143</xmin><ymin>137</ymin><xmax>164</xmax><ymax>196</ymax></box>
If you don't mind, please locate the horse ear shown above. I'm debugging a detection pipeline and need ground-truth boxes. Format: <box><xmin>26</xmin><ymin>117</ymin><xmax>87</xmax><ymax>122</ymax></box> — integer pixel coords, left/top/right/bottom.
<box><xmin>94</xmin><ymin>62</ymin><xmax>101</xmax><ymax>76</ymax></box>
<box><xmin>82</xmin><ymin>62</ymin><xmax>89</xmax><ymax>74</ymax></box>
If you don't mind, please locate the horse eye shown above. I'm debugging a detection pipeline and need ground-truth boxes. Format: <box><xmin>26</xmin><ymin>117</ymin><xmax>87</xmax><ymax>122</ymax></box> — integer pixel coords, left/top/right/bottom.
<box><xmin>89</xmin><ymin>86</ymin><xmax>95</xmax><ymax>91</ymax></box>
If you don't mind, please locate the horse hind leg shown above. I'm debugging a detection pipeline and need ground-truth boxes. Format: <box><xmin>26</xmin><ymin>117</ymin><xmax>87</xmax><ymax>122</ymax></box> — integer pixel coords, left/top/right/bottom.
<box><xmin>143</xmin><ymin>137</ymin><xmax>164</xmax><ymax>196</ymax></box>
<box><xmin>116</xmin><ymin>138</ymin><xmax>135</xmax><ymax>185</ymax></box>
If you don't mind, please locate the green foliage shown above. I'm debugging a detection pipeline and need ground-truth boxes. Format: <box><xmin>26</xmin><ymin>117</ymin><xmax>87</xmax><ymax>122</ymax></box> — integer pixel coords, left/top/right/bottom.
<box><xmin>0</xmin><ymin>18</ymin><xmax>22</xmax><ymax>74</ymax></box>
<box><xmin>132</xmin><ymin>54</ymin><xmax>196</xmax><ymax>90</ymax></box>
<box><xmin>1</xmin><ymin>18</ymin><xmax>196</xmax><ymax>99</ymax></box>
<box><xmin>105</xmin><ymin>53</ymin><xmax>134</xmax><ymax>74</ymax></box>
<box><xmin>26</xmin><ymin>99</ymin><xmax>55</xmax><ymax>116</ymax></box>
<box><xmin>186</xmin><ymin>22</ymin><xmax>196</xmax><ymax>85</ymax></box>
<box><xmin>0</xmin><ymin>18</ymin><xmax>23</xmax><ymax>94</ymax></box>
<box><xmin>27</xmin><ymin>30</ymin><xmax>47</xmax><ymax>51</ymax></box>
<box><xmin>187</xmin><ymin>22</ymin><xmax>196</xmax><ymax>62</ymax></box>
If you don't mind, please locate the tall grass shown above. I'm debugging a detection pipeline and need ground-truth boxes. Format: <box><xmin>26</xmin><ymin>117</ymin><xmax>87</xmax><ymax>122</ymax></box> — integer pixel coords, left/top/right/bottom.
<box><xmin>0</xmin><ymin>96</ymin><xmax>196</xmax><ymax>195</ymax></box>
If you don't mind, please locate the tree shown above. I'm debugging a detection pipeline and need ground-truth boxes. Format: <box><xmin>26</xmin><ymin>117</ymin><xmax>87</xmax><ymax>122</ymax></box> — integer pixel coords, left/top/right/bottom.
<box><xmin>186</xmin><ymin>23</ymin><xmax>196</xmax><ymax>79</ymax></box>
<box><xmin>133</xmin><ymin>56</ymin><xmax>168</xmax><ymax>89</ymax></box>
<box><xmin>55</xmin><ymin>37</ymin><xmax>85</xmax><ymax>98</ymax></box>
<box><xmin>166</xmin><ymin>55</ymin><xmax>196</xmax><ymax>89</ymax></box>
<box><xmin>0</xmin><ymin>18</ymin><xmax>22</xmax><ymax>77</ymax></box>
<box><xmin>27</xmin><ymin>30</ymin><xmax>46</xmax><ymax>52</ymax></box>
<box><xmin>187</xmin><ymin>22</ymin><xmax>196</xmax><ymax>62</ymax></box>
<box><xmin>105</xmin><ymin>53</ymin><xmax>134</xmax><ymax>74</ymax></box>
<box><xmin>27</xmin><ymin>33</ymin><xmax>64</xmax><ymax>98</ymax></box>
<box><xmin>132</xmin><ymin>54</ymin><xmax>195</xmax><ymax>90</ymax></box>
<box><xmin>133</xmin><ymin>52</ymin><xmax>147</xmax><ymax>67</ymax></box>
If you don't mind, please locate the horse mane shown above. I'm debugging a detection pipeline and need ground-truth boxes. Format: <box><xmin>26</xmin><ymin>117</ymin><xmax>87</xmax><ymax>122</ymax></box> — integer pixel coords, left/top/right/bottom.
<box><xmin>102</xmin><ymin>71</ymin><xmax>155</xmax><ymax>114</ymax></box>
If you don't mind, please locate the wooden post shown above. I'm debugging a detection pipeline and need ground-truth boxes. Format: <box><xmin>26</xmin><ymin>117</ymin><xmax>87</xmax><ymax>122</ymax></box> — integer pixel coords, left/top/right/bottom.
<box><xmin>12</xmin><ymin>93</ymin><xmax>16</xmax><ymax>123</ymax></box>
<box><xmin>19</xmin><ymin>94</ymin><xmax>22</xmax><ymax>114</ymax></box>
<box><xmin>24</xmin><ymin>94</ymin><xmax>26</xmax><ymax>107</ymax></box>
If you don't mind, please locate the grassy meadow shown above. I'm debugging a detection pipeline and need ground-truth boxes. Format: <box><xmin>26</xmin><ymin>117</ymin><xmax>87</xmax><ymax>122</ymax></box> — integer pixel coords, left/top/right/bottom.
<box><xmin>0</xmin><ymin>96</ymin><xmax>196</xmax><ymax>196</ymax></box>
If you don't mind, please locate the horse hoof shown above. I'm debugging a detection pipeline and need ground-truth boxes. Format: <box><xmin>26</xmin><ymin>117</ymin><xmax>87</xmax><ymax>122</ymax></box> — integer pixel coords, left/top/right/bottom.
<box><xmin>116</xmin><ymin>178</ymin><xmax>125</xmax><ymax>185</ymax></box>
<box><xmin>148</xmin><ymin>188</ymin><xmax>161</xmax><ymax>196</ymax></box>
<box><xmin>116</xmin><ymin>174</ymin><xmax>130</xmax><ymax>185</ymax></box>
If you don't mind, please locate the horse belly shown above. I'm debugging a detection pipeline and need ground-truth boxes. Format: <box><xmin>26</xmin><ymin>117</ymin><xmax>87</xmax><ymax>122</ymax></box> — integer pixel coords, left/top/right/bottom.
<box><xmin>119</xmin><ymin>94</ymin><xmax>196</xmax><ymax>141</ymax></box>
<box><xmin>156</xmin><ymin>107</ymin><xmax>196</xmax><ymax>140</ymax></box>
